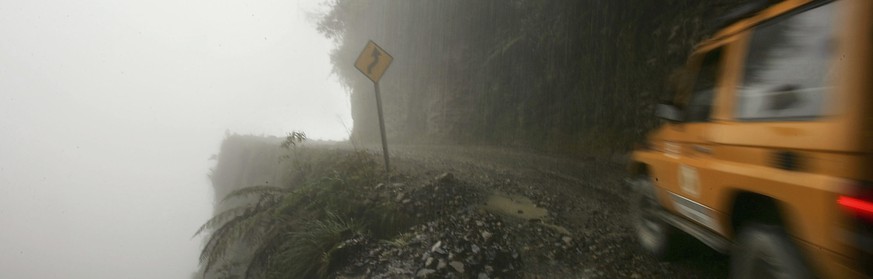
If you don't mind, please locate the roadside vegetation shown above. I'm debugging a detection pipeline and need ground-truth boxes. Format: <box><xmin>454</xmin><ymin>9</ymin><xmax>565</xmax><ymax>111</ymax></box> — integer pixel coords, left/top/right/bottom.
<box><xmin>196</xmin><ymin>132</ymin><xmax>417</xmax><ymax>278</ymax></box>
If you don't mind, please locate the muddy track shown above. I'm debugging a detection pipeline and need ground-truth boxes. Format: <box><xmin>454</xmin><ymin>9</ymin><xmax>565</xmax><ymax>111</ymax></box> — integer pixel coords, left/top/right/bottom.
<box><xmin>379</xmin><ymin>144</ymin><xmax>729</xmax><ymax>278</ymax></box>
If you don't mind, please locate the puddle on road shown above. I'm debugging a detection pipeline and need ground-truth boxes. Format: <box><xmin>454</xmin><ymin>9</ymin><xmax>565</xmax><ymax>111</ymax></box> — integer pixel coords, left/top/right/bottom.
<box><xmin>484</xmin><ymin>192</ymin><xmax>548</xmax><ymax>219</ymax></box>
<box><xmin>483</xmin><ymin>191</ymin><xmax>571</xmax><ymax>235</ymax></box>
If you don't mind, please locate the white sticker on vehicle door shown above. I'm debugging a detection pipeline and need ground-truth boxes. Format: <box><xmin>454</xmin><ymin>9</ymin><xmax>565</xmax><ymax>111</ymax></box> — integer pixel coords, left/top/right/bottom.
<box><xmin>679</xmin><ymin>164</ymin><xmax>700</xmax><ymax>198</ymax></box>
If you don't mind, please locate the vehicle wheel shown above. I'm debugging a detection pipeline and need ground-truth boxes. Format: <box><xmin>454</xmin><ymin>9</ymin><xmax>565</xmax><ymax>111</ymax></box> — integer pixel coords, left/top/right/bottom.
<box><xmin>631</xmin><ymin>177</ymin><xmax>679</xmax><ymax>259</ymax></box>
<box><xmin>731</xmin><ymin>223</ymin><xmax>812</xmax><ymax>279</ymax></box>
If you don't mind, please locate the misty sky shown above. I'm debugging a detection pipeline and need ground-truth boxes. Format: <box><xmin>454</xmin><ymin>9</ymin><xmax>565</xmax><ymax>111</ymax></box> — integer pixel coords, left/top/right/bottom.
<box><xmin>0</xmin><ymin>0</ymin><xmax>350</xmax><ymax>278</ymax></box>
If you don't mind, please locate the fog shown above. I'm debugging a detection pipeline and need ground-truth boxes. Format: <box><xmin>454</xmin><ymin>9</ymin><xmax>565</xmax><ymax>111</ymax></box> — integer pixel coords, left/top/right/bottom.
<box><xmin>0</xmin><ymin>0</ymin><xmax>349</xmax><ymax>278</ymax></box>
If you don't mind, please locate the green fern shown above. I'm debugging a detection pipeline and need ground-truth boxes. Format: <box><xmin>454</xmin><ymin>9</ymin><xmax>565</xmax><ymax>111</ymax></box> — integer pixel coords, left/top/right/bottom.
<box><xmin>198</xmin><ymin>148</ymin><xmax>398</xmax><ymax>278</ymax></box>
<box><xmin>268</xmin><ymin>213</ymin><xmax>363</xmax><ymax>279</ymax></box>
<box><xmin>195</xmin><ymin>185</ymin><xmax>289</xmax><ymax>278</ymax></box>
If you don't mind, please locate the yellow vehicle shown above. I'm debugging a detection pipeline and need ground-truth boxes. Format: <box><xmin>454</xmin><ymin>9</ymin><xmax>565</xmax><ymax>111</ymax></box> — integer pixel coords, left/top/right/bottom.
<box><xmin>628</xmin><ymin>0</ymin><xmax>872</xmax><ymax>277</ymax></box>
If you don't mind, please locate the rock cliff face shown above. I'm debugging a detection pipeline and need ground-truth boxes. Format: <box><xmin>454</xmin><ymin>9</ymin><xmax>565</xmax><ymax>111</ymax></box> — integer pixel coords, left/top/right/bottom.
<box><xmin>201</xmin><ymin>135</ymin><xmax>285</xmax><ymax>278</ymax></box>
<box><xmin>320</xmin><ymin>0</ymin><xmax>753</xmax><ymax>155</ymax></box>
<box><xmin>209</xmin><ymin>135</ymin><xmax>285</xmax><ymax>211</ymax></box>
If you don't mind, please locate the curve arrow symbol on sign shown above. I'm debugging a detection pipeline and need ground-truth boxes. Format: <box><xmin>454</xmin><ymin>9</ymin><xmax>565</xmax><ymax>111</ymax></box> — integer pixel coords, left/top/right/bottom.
<box><xmin>367</xmin><ymin>48</ymin><xmax>381</xmax><ymax>74</ymax></box>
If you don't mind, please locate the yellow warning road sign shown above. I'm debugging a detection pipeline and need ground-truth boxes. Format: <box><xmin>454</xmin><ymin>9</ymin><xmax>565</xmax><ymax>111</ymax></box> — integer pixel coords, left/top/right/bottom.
<box><xmin>354</xmin><ymin>40</ymin><xmax>393</xmax><ymax>83</ymax></box>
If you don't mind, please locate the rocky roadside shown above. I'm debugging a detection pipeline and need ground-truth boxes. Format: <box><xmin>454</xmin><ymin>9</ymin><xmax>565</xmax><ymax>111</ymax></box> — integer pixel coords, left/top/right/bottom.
<box><xmin>336</xmin><ymin>172</ymin><xmax>585</xmax><ymax>279</ymax></box>
<box><xmin>330</xmin><ymin>145</ymin><xmax>728</xmax><ymax>279</ymax></box>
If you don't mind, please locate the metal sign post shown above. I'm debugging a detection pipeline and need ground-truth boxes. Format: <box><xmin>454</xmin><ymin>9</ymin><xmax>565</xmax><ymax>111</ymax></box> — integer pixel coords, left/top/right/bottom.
<box><xmin>354</xmin><ymin>40</ymin><xmax>394</xmax><ymax>173</ymax></box>
<box><xmin>373</xmin><ymin>82</ymin><xmax>390</xmax><ymax>172</ymax></box>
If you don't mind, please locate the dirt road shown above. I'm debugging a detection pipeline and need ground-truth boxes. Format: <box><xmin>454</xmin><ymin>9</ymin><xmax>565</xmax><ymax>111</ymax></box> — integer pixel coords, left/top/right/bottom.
<box><xmin>379</xmin><ymin>144</ymin><xmax>728</xmax><ymax>278</ymax></box>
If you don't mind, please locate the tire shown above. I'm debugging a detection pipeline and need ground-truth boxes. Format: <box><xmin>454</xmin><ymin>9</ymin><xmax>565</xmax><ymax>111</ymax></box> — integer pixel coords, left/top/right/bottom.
<box><xmin>631</xmin><ymin>176</ymin><xmax>681</xmax><ymax>259</ymax></box>
<box><xmin>731</xmin><ymin>223</ymin><xmax>813</xmax><ymax>279</ymax></box>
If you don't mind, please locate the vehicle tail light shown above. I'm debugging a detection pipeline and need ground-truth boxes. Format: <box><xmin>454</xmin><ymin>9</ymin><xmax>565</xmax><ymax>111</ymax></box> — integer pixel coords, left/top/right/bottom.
<box><xmin>838</xmin><ymin>196</ymin><xmax>873</xmax><ymax>221</ymax></box>
<box><xmin>839</xmin><ymin>181</ymin><xmax>873</xmax><ymax>219</ymax></box>
<box><xmin>837</xmin><ymin>182</ymin><xmax>873</xmax><ymax>276</ymax></box>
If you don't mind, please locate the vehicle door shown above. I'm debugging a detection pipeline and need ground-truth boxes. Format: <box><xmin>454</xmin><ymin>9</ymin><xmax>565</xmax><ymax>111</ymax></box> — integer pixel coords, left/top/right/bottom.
<box><xmin>659</xmin><ymin>46</ymin><xmax>732</xmax><ymax>235</ymax></box>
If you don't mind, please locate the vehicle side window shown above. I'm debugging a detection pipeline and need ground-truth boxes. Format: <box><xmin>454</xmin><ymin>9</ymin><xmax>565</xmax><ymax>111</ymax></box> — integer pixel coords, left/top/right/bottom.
<box><xmin>736</xmin><ymin>2</ymin><xmax>837</xmax><ymax>120</ymax></box>
<box><xmin>686</xmin><ymin>50</ymin><xmax>721</xmax><ymax>122</ymax></box>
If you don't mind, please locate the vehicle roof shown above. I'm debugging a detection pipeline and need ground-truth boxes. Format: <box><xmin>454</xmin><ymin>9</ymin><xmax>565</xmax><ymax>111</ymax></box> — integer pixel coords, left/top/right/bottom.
<box><xmin>695</xmin><ymin>0</ymin><xmax>818</xmax><ymax>50</ymax></box>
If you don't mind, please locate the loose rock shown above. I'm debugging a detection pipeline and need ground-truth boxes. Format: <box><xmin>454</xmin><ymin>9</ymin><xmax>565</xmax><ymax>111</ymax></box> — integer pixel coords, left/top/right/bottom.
<box><xmin>436</xmin><ymin>172</ymin><xmax>455</xmax><ymax>184</ymax></box>
<box><xmin>449</xmin><ymin>261</ymin><xmax>465</xmax><ymax>273</ymax></box>
<box><xmin>416</xmin><ymin>269</ymin><xmax>436</xmax><ymax>277</ymax></box>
